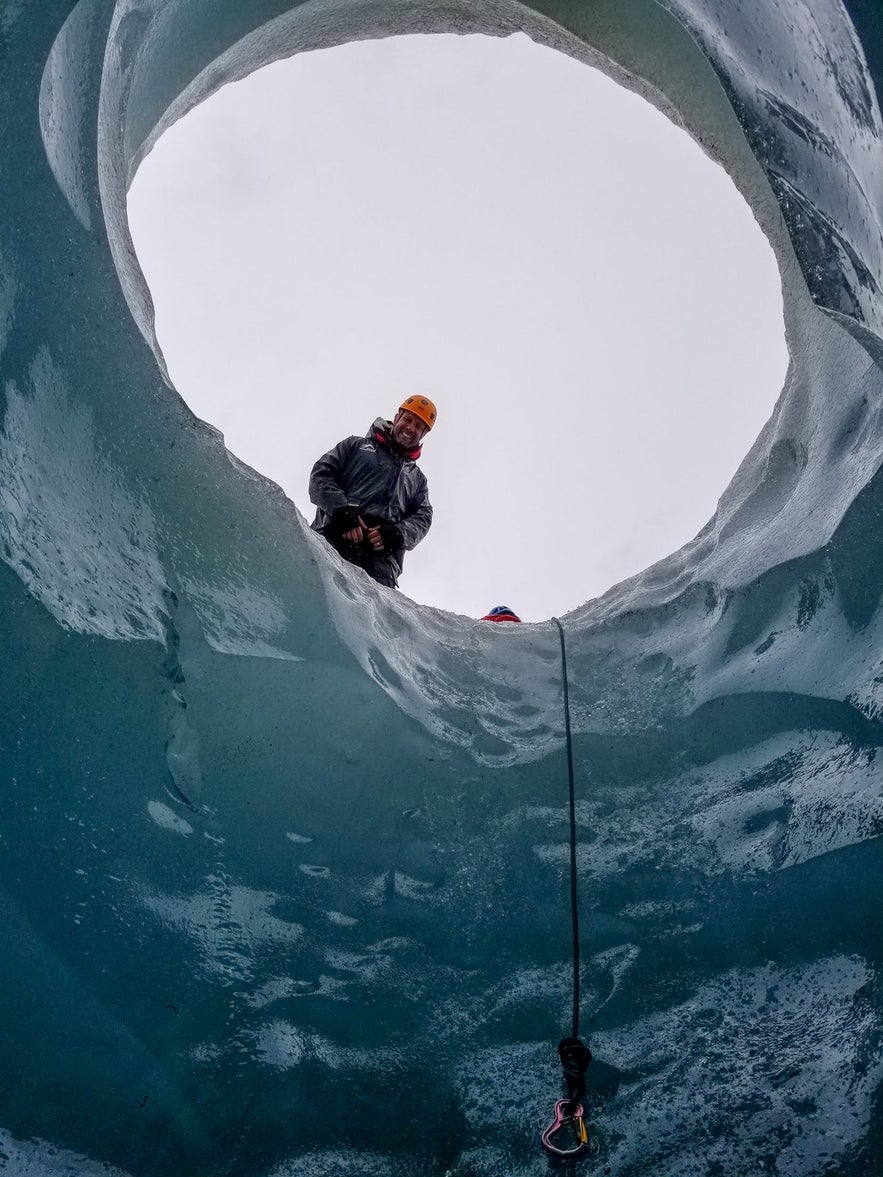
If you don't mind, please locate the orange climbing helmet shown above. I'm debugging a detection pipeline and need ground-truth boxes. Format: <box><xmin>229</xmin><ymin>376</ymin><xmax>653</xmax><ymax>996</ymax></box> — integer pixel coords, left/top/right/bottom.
<box><xmin>398</xmin><ymin>395</ymin><xmax>437</xmax><ymax>431</ymax></box>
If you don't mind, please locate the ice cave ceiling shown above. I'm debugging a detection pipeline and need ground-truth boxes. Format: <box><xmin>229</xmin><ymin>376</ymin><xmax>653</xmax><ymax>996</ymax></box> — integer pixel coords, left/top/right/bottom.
<box><xmin>1</xmin><ymin>1</ymin><xmax>882</xmax><ymax>1173</ymax></box>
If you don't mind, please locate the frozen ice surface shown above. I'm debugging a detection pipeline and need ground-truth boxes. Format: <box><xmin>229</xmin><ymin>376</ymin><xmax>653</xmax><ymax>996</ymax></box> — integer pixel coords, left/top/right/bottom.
<box><xmin>1</xmin><ymin>0</ymin><xmax>883</xmax><ymax>1173</ymax></box>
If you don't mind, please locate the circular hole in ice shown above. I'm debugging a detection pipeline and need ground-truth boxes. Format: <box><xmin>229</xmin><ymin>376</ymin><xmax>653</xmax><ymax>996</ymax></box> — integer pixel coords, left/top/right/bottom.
<box><xmin>127</xmin><ymin>32</ymin><xmax>787</xmax><ymax>622</ymax></box>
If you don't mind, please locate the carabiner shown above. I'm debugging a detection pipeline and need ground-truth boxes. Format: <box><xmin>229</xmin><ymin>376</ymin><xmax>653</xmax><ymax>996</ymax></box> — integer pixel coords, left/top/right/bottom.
<box><xmin>541</xmin><ymin>1098</ymin><xmax>591</xmax><ymax>1159</ymax></box>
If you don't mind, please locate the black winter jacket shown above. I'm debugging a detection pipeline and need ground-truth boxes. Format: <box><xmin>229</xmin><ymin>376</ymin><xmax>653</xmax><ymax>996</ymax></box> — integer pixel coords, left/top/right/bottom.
<box><xmin>309</xmin><ymin>419</ymin><xmax>433</xmax><ymax>566</ymax></box>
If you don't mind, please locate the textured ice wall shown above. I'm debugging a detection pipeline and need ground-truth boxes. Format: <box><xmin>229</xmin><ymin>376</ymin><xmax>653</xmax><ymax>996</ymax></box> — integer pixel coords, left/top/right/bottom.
<box><xmin>1</xmin><ymin>1</ymin><xmax>882</xmax><ymax>1174</ymax></box>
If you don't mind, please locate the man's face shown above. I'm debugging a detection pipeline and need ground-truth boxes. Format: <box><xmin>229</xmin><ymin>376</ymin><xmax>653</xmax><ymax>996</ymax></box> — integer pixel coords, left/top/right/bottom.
<box><xmin>392</xmin><ymin>409</ymin><xmax>429</xmax><ymax>449</ymax></box>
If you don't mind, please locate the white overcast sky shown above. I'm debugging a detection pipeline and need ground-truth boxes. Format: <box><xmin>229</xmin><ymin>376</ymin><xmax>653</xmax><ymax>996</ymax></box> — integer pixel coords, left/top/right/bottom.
<box><xmin>128</xmin><ymin>32</ymin><xmax>788</xmax><ymax>621</ymax></box>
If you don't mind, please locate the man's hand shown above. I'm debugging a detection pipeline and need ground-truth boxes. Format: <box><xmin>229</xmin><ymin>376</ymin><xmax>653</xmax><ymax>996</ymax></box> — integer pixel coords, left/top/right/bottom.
<box><xmin>331</xmin><ymin>506</ymin><xmax>366</xmax><ymax>544</ymax></box>
<box><xmin>343</xmin><ymin>517</ymin><xmax>367</xmax><ymax>544</ymax></box>
<box><xmin>364</xmin><ymin>522</ymin><xmax>404</xmax><ymax>552</ymax></box>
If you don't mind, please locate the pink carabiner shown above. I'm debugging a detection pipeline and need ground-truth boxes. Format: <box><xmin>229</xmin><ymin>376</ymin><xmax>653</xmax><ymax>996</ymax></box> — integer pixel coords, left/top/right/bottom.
<box><xmin>541</xmin><ymin>1098</ymin><xmax>591</xmax><ymax>1159</ymax></box>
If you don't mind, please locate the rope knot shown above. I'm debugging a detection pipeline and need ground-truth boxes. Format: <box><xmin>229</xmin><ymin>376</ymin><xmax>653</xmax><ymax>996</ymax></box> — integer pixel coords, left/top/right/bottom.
<box><xmin>557</xmin><ymin>1036</ymin><xmax>591</xmax><ymax>1107</ymax></box>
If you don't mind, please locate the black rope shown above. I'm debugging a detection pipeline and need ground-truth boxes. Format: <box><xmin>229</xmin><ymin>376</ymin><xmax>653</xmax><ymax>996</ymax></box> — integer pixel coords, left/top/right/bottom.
<box><xmin>552</xmin><ymin>616</ymin><xmax>580</xmax><ymax>1037</ymax></box>
<box><xmin>552</xmin><ymin>617</ymin><xmax>591</xmax><ymax>1111</ymax></box>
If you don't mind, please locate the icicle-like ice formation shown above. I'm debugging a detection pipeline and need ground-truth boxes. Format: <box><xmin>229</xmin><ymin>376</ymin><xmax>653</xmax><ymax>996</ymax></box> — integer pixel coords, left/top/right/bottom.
<box><xmin>1</xmin><ymin>1</ymin><xmax>882</xmax><ymax>1173</ymax></box>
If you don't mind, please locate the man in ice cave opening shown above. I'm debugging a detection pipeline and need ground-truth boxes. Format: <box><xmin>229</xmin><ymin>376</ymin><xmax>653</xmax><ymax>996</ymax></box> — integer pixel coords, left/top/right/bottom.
<box><xmin>308</xmin><ymin>396</ymin><xmax>436</xmax><ymax>589</ymax></box>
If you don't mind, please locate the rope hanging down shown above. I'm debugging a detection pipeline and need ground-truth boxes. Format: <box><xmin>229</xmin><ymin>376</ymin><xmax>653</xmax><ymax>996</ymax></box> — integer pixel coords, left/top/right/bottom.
<box><xmin>541</xmin><ymin>618</ymin><xmax>593</xmax><ymax>1161</ymax></box>
<box><xmin>555</xmin><ymin>616</ymin><xmax>581</xmax><ymax>1041</ymax></box>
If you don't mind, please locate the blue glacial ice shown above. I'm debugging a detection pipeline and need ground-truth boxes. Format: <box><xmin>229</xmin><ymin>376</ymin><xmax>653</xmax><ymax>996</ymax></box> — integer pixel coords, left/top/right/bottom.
<box><xmin>2</xmin><ymin>0</ymin><xmax>883</xmax><ymax>1173</ymax></box>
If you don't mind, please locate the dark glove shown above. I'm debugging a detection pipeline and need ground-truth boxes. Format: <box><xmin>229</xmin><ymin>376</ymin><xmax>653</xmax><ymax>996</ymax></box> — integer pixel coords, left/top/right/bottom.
<box><xmin>379</xmin><ymin>523</ymin><xmax>404</xmax><ymax>550</ymax></box>
<box><xmin>330</xmin><ymin>506</ymin><xmax>362</xmax><ymax>538</ymax></box>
